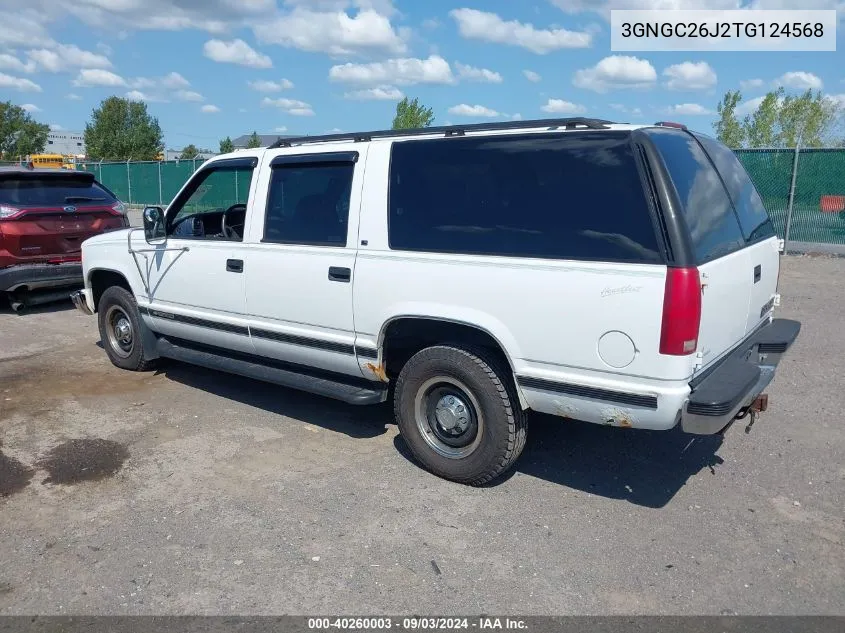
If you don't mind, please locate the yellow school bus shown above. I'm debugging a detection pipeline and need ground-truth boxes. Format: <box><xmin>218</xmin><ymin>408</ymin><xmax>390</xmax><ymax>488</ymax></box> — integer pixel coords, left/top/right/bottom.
<box><xmin>29</xmin><ymin>154</ymin><xmax>65</xmax><ymax>169</ymax></box>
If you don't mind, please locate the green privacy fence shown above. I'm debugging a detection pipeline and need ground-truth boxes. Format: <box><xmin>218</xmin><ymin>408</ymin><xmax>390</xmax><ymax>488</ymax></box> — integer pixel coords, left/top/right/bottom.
<box><xmin>4</xmin><ymin>148</ymin><xmax>844</xmax><ymax>249</ymax></box>
<box><xmin>735</xmin><ymin>148</ymin><xmax>845</xmax><ymax>248</ymax></box>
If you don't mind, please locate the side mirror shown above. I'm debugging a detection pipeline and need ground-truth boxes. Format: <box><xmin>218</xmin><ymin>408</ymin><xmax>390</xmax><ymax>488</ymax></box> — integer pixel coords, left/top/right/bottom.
<box><xmin>142</xmin><ymin>206</ymin><xmax>165</xmax><ymax>243</ymax></box>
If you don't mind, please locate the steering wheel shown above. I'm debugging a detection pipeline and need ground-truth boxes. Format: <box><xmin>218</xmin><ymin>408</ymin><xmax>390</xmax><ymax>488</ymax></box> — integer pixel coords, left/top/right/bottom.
<box><xmin>221</xmin><ymin>203</ymin><xmax>247</xmax><ymax>240</ymax></box>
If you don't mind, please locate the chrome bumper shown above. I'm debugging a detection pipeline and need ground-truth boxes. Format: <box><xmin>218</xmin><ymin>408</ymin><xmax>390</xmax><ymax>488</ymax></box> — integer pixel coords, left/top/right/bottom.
<box><xmin>70</xmin><ymin>289</ymin><xmax>94</xmax><ymax>315</ymax></box>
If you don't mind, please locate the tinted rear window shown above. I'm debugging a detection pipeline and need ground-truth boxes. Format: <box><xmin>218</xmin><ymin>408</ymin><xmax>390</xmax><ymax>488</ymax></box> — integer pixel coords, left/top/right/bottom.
<box><xmin>387</xmin><ymin>132</ymin><xmax>662</xmax><ymax>263</ymax></box>
<box><xmin>694</xmin><ymin>133</ymin><xmax>776</xmax><ymax>242</ymax></box>
<box><xmin>645</xmin><ymin>128</ymin><xmax>745</xmax><ymax>264</ymax></box>
<box><xmin>0</xmin><ymin>176</ymin><xmax>115</xmax><ymax>207</ymax></box>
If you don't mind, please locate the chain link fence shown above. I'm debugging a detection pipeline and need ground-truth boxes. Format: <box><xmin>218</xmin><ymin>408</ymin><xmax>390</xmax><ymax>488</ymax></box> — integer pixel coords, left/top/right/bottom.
<box><xmin>3</xmin><ymin>148</ymin><xmax>844</xmax><ymax>251</ymax></box>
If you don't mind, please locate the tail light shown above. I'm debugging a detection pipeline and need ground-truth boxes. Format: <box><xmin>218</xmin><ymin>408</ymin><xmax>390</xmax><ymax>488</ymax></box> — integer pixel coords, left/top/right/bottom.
<box><xmin>659</xmin><ymin>267</ymin><xmax>701</xmax><ymax>356</ymax></box>
<box><xmin>109</xmin><ymin>200</ymin><xmax>127</xmax><ymax>216</ymax></box>
<box><xmin>0</xmin><ymin>204</ymin><xmax>23</xmax><ymax>220</ymax></box>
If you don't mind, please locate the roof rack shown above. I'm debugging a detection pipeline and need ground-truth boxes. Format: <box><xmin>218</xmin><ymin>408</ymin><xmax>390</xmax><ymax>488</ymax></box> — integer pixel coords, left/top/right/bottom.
<box><xmin>268</xmin><ymin>117</ymin><xmax>615</xmax><ymax>149</ymax></box>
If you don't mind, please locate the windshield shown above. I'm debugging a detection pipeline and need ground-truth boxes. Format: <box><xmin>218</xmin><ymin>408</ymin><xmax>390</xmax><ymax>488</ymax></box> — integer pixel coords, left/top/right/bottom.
<box><xmin>0</xmin><ymin>176</ymin><xmax>116</xmax><ymax>207</ymax></box>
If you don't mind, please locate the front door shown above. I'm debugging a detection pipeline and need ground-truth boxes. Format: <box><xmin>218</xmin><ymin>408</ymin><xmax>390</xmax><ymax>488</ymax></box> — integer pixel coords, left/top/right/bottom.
<box><xmin>141</xmin><ymin>156</ymin><xmax>259</xmax><ymax>355</ymax></box>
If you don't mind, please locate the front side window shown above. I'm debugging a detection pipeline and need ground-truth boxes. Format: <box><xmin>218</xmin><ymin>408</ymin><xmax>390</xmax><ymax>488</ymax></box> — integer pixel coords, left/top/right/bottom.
<box><xmin>645</xmin><ymin>128</ymin><xmax>745</xmax><ymax>264</ymax></box>
<box><xmin>263</xmin><ymin>162</ymin><xmax>354</xmax><ymax>247</ymax></box>
<box><xmin>166</xmin><ymin>163</ymin><xmax>254</xmax><ymax>241</ymax></box>
<box><xmin>387</xmin><ymin>132</ymin><xmax>663</xmax><ymax>263</ymax></box>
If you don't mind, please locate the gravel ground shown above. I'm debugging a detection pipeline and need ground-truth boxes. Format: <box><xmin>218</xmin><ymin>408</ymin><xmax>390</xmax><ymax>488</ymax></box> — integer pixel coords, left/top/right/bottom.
<box><xmin>0</xmin><ymin>254</ymin><xmax>843</xmax><ymax>615</ymax></box>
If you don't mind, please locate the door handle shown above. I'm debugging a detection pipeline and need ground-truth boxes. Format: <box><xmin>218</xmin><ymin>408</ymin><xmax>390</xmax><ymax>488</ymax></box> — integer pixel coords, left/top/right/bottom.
<box><xmin>226</xmin><ymin>259</ymin><xmax>244</xmax><ymax>273</ymax></box>
<box><xmin>328</xmin><ymin>266</ymin><xmax>351</xmax><ymax>283</ymax></box>
<box><xmin>753</xmin><ymin>264</ymin><xmax>761</xmax><ymax>283</ymax></box>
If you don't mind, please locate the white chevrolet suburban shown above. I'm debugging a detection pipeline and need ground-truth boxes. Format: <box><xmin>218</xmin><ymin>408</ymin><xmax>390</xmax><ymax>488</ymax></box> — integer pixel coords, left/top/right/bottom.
<box><xmin>71</xmin><ymin>117</ymin><xmax>801</xmax><ymax>485</ymax></box>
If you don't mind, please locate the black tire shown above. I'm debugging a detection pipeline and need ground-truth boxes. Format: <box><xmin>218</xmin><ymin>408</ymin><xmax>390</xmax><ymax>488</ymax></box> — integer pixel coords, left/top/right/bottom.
<box><xmin>393</xmin><ymin>345</ymin><xmax>527</xmax><ymax>486</ymax></box>
<box><xmin>97</xmin><ymin>286</ymin><xmax>157</xmax><ymax>372</ymax></box>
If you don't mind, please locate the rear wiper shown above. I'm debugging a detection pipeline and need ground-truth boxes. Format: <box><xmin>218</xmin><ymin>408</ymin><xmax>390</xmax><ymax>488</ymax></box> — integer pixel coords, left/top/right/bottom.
<box><xmin>65</xmin><ymin>196</ymin><xmax>107</xmax><ymax>202</ymax></box>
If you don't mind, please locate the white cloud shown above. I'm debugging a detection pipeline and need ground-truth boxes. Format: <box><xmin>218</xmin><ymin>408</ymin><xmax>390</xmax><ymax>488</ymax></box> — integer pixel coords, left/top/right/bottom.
<box><xmin>344</xmin><ymin>85</ymin><xmax>404</xmax><ymax>100</ymax></box>
<box><xmin>665</xmin><ymin>103</ymin><xmax>714</xmax><ymax>115</ymax></box>
<box><xmin>275</xmin><ymin>126</ymin><xmax>288</xmax><ymax>133</ymax></box>
<box><xmin>825</xmin><ymin>94</ymin><xmax>845</xmax><ymax>110</ymax></box>
<box><xmin>448</xmin><ymin>104</ymin><xmax>500</xmax><ymax>118</ymax></box>
<box><xmin>73</xmin><ymin>68</ymin><xmax>126</xmax><ymax>87</ymax></box>
<box><xmin>541</xmin><ymin>99</ymin><xmax>587</xmax><ymax>114</ymax></box>
<box><xmin>609</xmin><ymin>103</ymin><xmax>644</xmax><ymax>118</ymax></box>
<box><xmin>736</xmin><ymin>95</ymin><xmax>767</xmax><ymax>116</ymax></box>
<box><xmin>261</xmin><ymin>96</ymin><xmax>315</xmax><ymax>116</ymax></box>
<box><xmin>0</xmin><ymin>53</ymin><xmax>36</xmax><ymax>74</ymax></box>
<box><xmin>663</xmin><ymin>61</ymin><xmax>717</xmax><ymax>91</ymax></box>
<box><xmin>329</xmin><ymin>55</ymin><xmax>455</xmax><ymax>85</ymax></box>
<box><xmin>455</xmin><ymin>62</ymin><xmax>503</xmax><ymax>84</ymax></box>
<box><xmin>20</xmin><ymin>103</ymin><xmax>41</xmax><ymax>112</ymax></box>
<box><xmin>66</xmin><ymin>93</ymin><xmax>82</xmax><ymax>100</ymax></box>
<box><xmin>573</xmin><ymin>55</ymin><xmax>656</xmax><ymax>92</ymax></box>
<box><xmin>162</xmin><ymin>72</ymin><xmax>191</xmax><ymax>89</ymax></box>
<box><xmin>422</xmin><ymin>18</ymin><xmax>440</xmax><ymax>30</ymax></box>
<box><xmin>740</xmin><ymin>78</ymin><xmax>764</xmax><ymax>91</ymax></box>
<box><xmin>0</xmin><ymin>10</ymin><xmax>54</xmax><ymax>47</ymax></box>
<box><xmin>511</xmin><ymin>113</ymin><xmax>523</xmax><ymax>120</ymax></box>
<box><xmin>28</xmin><ymin>44</ymin><xmax>111</xmax><ymax>73</ymax></box>
<box><xmin>201</xmin><ymin>104</ymin><xmax>221</xmax><ymax>113</ymax></box>
<box><xmin>175</xmin><ymin>90</ymin><xmax>204</xmax><ymax>102</ymax></box>
<box><xmin>775</xmin><ymin>71</ymin><xmax>823</xmax><ymax>90</ymax></box>
<box><xmin>125</xmin><ymin>90</ymin><xmax>168</xmax><ymax>103</ymax></box>
<box><xmin>549</xmin><ymin>0</ymin><xmax>744</xmax><ymax>19</ymax></box>
<box><xmin>0</xmin><ymin>72</ymin><xmax>42</xmax><ymax>92</ymax></box>
<box><xmin>450</xmin><ymin>8</ymin><xmax>592</xmax><ymax>54</ymax></box>
<box><xmin>203</xmin><ymin>39</ymin><xmax>272</xmax><ymax>68</ymax></box>
<box><xmin>253</xmin><ymin>7</ymin><xmax>407</xmax><ymax>56</ymax></box>
<box><xmin>49</xmin><ymin>123</ymin><xmax>63</xmax><ymax>130</ymax></box>
<box><xmin>523</xmin><ymin>69</ymin><xmax>542</xmax><ymax>83</ymax></box>
<box><xmin>248</xmin><ymin>79</ymin><xmax>294</xmax><ymax>92</ymax></box>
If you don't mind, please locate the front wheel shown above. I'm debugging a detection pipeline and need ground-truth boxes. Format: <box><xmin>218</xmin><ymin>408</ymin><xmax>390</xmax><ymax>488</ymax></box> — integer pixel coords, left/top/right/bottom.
<box><xmin>394</xmin><ymin>345</ymin><xmax>527</xmax><ymax>486</ymax></box>
<box><xmin>97</xmin><ymin>286</ymin><xmax>157</xmax><ymax>372</ymax></box>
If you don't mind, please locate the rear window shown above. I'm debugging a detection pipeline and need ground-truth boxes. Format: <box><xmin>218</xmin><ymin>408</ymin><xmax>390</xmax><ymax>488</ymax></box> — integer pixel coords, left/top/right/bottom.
<box><xmin>0</xmin><ymin>175</ymin><xmax>116</xmax><ymax>207</ymax></box>
<box><xmin>693</xmin><ymin>133</ymin><xmax>776</xmax><ymax>242</ymax></box>
<box><xmin>387</xmin><ymin>132</ymin><xmax>662</xmax><ymax>263</ymax></box>
<box><xmin>644</xmin><ymin>128</ymin><xmax>745</xmax><ymax>264</ymax></box>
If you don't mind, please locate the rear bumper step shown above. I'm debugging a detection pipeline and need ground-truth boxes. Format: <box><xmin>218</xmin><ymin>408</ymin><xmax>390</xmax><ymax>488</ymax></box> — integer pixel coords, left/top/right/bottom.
<box><xmin>682</xmin><ymin>318</ymin><xmax>801</xmax><ymax>435</ymax></box>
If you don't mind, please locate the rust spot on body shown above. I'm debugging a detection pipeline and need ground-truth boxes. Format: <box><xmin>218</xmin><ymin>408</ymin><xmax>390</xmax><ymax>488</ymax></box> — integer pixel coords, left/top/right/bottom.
<box><xmin>365</xmin><ymin>362</ymin><xmax>389</xmax><ymax>383</ymax></box>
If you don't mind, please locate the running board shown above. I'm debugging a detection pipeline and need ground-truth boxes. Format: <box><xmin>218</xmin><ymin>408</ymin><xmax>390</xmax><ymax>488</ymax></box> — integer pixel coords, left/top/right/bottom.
<box><xmin>155</xmin><ymin>337</ymin><xmax>388</xmax><ymax>406</ymax></box>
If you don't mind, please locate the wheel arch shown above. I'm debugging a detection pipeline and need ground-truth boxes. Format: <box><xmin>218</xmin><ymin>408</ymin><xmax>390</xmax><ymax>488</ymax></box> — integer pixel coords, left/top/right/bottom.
<box><xmin>88</xmin><ymin>268</ymin><xmax>133</xmax><ymax>313</ymax></box>
<box><xmin>375</xmin><ymin>314</ymin><xmax>528</xmax><ymax>410</ymax></box>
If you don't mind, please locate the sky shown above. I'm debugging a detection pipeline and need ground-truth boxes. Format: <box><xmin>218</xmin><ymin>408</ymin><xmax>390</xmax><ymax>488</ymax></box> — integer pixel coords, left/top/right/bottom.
<box><xmin>0</xmin><ymin>0</ymin><xmax>843</xmax><ymax>151</ymax></box>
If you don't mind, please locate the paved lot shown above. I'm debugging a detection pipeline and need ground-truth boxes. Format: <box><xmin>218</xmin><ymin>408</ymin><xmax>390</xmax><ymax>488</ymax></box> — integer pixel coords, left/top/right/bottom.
<box><xmin>1</xmin><ymin>255</ymin><xmax>843</xmax><ymax>615</ymax></box>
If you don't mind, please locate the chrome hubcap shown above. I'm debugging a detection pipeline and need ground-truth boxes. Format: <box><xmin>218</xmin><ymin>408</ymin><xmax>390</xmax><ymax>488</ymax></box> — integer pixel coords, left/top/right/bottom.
<box><xmin>105</xmin><ymin>306</ymin><xmax>134</xmax><ymax>358</ymax></box>
<box><xmin>414</xmin><ymin>377</ymin><xmax>484</xmax><ymax>459</ymax></box>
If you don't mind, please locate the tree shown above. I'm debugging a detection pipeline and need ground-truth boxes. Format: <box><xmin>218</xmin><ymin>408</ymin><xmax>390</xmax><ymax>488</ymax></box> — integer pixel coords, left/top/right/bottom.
<box><xmin>245</xmin><ymin>131</ymin><xmax>262</xmax><ymax>149</ymax></box>
<box><xmin>84</xmin><ymin>96</ymin><xmax>164</xmax><ymax>161</ymax></box>
<box><xmin>777</xmin><ymin>89</ymin><xmax>840</xmax><ymax>148</ymax></box>
<box><xmin>713</xmin><ymin>90</ymin><xmax>745</xmax><ymax>148</ymax></box>
<box><xmin>180</xmin><ymin>144</ymin><xmax>199</xmax><ymax>160</ymax></box>
<box><xmin>219</xmin><ymin>136</ymin><xmax>234</xmax><ymax>153</ymax></box>
<box><xmin>392</xmin><ymin>97</ymin><xmax>435</xmax><ymax>130</ymax></box>
<box><xmin>0</xmin><ymin>101</ymin><xmax>49</xmax><ymax>159</ymax></box>
<box><xmin>743</xmin><ymin>88</ymin><xmax>782</xmax><ymax>148</ymax></box>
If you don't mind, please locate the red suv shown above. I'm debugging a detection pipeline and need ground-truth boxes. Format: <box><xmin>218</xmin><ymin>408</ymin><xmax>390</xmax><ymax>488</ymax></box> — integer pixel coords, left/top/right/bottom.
<box><xmin>0</xmin><ymin>166</ymin><xmax>129</xmax><ymax>309</ymax></box>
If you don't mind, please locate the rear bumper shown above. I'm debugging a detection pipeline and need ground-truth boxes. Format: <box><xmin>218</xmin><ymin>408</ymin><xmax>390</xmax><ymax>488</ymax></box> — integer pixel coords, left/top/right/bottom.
<box><xmin>681</xmin><ymin>318</ymin><xmax>801</xmax><ymax>435</ymax></box>
<box><xmin>0</xmin><ymin>262</ymin><xmax>83</xmax><ymax>292</ymax></box>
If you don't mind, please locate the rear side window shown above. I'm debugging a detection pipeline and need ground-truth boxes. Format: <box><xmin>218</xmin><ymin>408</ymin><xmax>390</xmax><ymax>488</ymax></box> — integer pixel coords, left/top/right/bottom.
<box><xmin>694</xmin><ymin>133</ymin><xmax>776</xmax><ymax>242</ymax></box>
<box><xmin>0</xmin><ymin>176</ymin><xmax>116</xmax><ymax>207</ymax></box>
<box><xmin>387</xmin><ymin>132</ymin><xmax>662</xmax><ymax>263</ymax></box>
<box><xmin>645</xmin><ymin>128</ymin><xmax>745</xmax><ymax>264</ymax></box>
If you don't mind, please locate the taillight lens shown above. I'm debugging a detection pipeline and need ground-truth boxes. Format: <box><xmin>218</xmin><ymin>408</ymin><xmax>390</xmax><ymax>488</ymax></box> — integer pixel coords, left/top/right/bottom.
<box><xmin>659</xmin><ymin>267</ymin><xmax>702</xmax><ymax>356</ymax></box>
<box><xmin>0</xmin><ymin>204</ymin><xmax>22</xmax><ymax>220</ymax></box>
<box><xmin>110</xmin><ymin>200</ymin><xmax>127</xmax><ymax>216</ymax></box>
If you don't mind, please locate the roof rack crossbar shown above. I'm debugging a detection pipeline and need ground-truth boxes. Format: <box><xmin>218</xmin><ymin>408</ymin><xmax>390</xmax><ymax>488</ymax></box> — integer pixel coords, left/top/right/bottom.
<box><xmin>267</xmin><ymin>117</ymin><xmax>615</xmax><ymax>149</ymax></box>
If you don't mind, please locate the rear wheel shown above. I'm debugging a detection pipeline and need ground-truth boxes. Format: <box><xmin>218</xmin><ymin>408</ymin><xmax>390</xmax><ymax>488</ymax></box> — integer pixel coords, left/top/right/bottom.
<box><xmin>97</xmin><ymin>286</ymin><xmax>157</xmax><ymax>372</ymax></box>
<box><xmin>394</xmin><ymin>345</ymin><xmax>527</xmax><ymax>486</ymax></box>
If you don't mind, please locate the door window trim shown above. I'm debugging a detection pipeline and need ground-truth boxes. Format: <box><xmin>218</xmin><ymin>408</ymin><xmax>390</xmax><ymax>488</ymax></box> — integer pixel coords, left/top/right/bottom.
<box><xmin>260</xmin><ymin>153</ymin><xmax>359</xmax><ymax>247</ymax></box>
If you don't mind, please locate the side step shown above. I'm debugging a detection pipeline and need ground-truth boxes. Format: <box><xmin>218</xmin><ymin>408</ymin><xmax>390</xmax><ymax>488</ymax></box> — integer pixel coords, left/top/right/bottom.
<box><xmin>155</xmin><ymin>337</ymin><xmax>388</xmax><ymax>406</ymax></box>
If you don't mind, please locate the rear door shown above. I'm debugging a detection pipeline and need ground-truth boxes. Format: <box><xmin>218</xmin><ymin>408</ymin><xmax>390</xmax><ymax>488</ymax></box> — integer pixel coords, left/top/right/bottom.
<box><xmin>0</xmin><ymin>171</ymin><xmax>126</xmax><ymax>264</ymax></box>
<box><xmin>694</xmin><ymin>133</ymin><xmax>781</xmax><ymax>333</ymax></box>
<box><xmin>644</xmin><ymin>128</ymin><xmax>755</xmax><ymax>371</ymax></box>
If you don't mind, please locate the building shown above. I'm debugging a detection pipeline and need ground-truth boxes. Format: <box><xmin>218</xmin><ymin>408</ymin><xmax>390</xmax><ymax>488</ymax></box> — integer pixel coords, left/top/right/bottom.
<box><xmin>232</xmin><ymin>133</ymin><xmax>295</xmax><ymax>149</ymax></box>
<box><xmin>163</xmin><ymin>149</ymin><xmax>217</xmax><ymax>162</ymax></box>
<box><xmin>46</xmin><ymin>130</ymin><xmax>86</xmax><ymax>156</ymax></box>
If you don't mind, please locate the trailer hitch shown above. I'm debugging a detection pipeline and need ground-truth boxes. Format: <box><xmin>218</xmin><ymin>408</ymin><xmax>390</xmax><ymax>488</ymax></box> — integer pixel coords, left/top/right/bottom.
<box><xmin>736</xmin><ymin>394</ymin><xmax>769</xmax><ymax>434</ymax></box>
